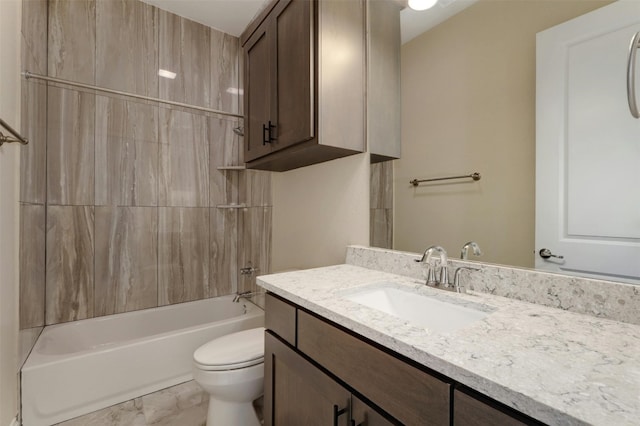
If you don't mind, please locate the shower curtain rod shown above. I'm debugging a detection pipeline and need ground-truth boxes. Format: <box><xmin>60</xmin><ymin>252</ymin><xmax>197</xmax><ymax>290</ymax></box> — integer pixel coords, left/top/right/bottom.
<box><xmin>23</xmin><ymin>71</ymin><xmax>244</xmax><ymax>119</ymax></box>
<box><xmin>0</xmin><ymin>117</ymin><xmax>28</xmax><ymax>147</ymax></box>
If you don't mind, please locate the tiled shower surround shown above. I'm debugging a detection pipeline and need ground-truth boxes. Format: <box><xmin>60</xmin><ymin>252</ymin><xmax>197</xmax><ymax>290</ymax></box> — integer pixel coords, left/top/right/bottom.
<box><xmin>19</xmin><ymin>0</ymin><xmax>271</xmax><ymax>354</ymax></box>
<box><xmin>370</xmin><ymin>160</ymin><xmax>393</xmax><ymax>249</ymax></box>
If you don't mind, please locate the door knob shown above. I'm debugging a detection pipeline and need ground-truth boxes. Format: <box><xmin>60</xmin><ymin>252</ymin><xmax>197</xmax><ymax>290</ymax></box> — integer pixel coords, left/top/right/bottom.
<box><xmin>539</xmin><ymin>248</ymin><xmax>564</xmax><ymax>259</ymax></box>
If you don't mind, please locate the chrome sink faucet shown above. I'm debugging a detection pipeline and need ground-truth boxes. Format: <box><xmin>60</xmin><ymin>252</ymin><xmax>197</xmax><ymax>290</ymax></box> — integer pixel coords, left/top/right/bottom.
<box><xmin>460</xmin><ymin>241</ymin><xmax>482</xmax><ymax>260</ymax></box>
<box><xmin>415</xmin><ymin>245</ymin><xmax>449</xmax><ymax>287</ymax></box>
<box><xmin>416</xmin><ymin>245</ymin><xmax>481</xmax><ymax>293</ymax></box>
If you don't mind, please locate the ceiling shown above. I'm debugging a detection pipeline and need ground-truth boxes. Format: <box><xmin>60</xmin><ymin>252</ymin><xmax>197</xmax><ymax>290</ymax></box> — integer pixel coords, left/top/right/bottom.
<box><xmin>140</xmin><ymin>0</ymin><xmax>270</xmax><ymax>37</ymax></box>
<box><xmin>141</xmin><ymin>0</ymin><xmax>477</xmax><ymax>43</ymax></box>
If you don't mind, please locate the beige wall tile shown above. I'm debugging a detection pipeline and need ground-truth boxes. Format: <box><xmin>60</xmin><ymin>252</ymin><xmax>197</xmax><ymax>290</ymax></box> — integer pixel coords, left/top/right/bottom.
<box><xmin>210</xmin><ymin>208</ymin><xmax>238</xmax><ymax>297</ymax></box>
<box><xmin>96</xmin><ymin>0</ymin><xmax>158</xmax><ymax>96</ymax></box>
<box><xmin>210</xmin><ymin>29</ymin><xmax>239</xmax><ymax>113</ymax></box>
<box><xmin>239</xmin><ymin>207</ymin><xmax>272</xmax><ymax>294</ymax></box>
<box><xmin>370</xmin><ymin>160</ymin><xmax>393</xmax><ymax>210</ymax></box>
<box><xmin>370</xmin><ymin>208</ymin><xmax>393</xmax><ymax>250</ymax></box>
<box><xmin>20</xmin><ymin>79</ymin><xmax>47</xmax><ymax>203</ymax></box>
<box><xmin>158</xmin><ymin>207</ymin><xmax>209</xmax><ymax>305</ymax></box>
<box><xmin>95</xmin><ymin>206</ymin><xmax>158</xmax><ymax>316</ymax></box>
<box><xmin>48</xmin><ymin>0</ymin><xmax>96</xmax><ymax>84</ymax></box>
<box><xmin>159</xmin><ymin>108</ymin><xmax>209</xmax><ymax>207</ymax></box>
<box><xmin>47</xmin><ymin>86</ymin><xmax>95</xmax><ymax>205</ymax></box>
<box><xmin>19</xmin><ymin>204</ymin><xmax>45</xmax><ymax>329</ymax></box>
<box><xmin>46</xmin><ymin>206</ymin><xmax>94</xmax><ymax>324</ymax></box>
<box><xmin>95</xmin><ymin>96</ymin><xmax>158</xmax><ymax>206</ymax></box>
<box><xmin>20</xmin><ymin>0</ymin><xmax>273</xmax><ymax>331</ymax></box>
<box><xmin>21</xmin><ymin>0</ymin><xmax>48</xmax><ymax>75</ymax></box>
<box><xmin>159</xmin><ymin>11</ymin><xmax>210</xmax><ymax>107</ymax></box>
<box><xmin>209</xmin><ymin>117</ymin><xmax>241</xmax><ymax>206</ymax></box>
<box><xmin>240</xmin><ymin>170</ymin><xmax>271</xmax><ymax>207</ymax></box>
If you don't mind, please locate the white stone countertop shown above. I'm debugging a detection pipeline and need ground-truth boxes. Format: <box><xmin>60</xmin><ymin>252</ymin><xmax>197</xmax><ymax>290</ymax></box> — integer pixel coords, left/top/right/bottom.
<box><xmin>257</xmin><ymin>264</ymin><xmax>640</xmax><ymax>426</ymax></box>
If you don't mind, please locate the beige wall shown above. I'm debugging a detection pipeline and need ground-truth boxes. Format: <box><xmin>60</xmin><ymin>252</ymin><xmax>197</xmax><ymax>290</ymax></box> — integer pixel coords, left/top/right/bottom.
<box><xmin>0</xmin><ymin>0</ymin><xmax>22</xmax><ymax>422</ymax></box>
<box><xmin>272</xmin><ymin>153</ymin><xmax>370</xmax><ymax>271</ymax></box>
<box><xmin>395</xmin><ymin>0</ymin><xmax>611</xmax><ymax>267</ymax></box>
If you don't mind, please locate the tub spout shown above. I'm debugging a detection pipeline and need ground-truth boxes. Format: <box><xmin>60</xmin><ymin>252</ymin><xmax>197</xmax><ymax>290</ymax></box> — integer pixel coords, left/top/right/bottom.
<box><xmin>233</xmin><ymin>291</ymin><xmax>263</xmax><ymax>303</ymax></box>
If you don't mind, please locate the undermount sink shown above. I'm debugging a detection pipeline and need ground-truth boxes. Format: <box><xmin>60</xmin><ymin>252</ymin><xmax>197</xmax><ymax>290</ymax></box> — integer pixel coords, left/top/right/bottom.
<box><xmin>343</xmin><ymin>285</ymin><xmax>489</xmax><ymax>333</ymax></box>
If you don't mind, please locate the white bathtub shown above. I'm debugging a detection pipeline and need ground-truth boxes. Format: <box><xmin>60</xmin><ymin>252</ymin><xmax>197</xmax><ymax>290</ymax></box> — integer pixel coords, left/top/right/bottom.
<box><xmin>21</xmin><ymin>296</ymin><xmax>264</xmax><ymax>426</ymax></box>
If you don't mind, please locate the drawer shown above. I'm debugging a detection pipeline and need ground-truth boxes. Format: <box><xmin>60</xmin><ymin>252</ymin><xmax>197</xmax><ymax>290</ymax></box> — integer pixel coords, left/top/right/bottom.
<box><xmin>297</xmin><ymin>310</ymin><xmax>451</xmax><ymax>426</ymax></box>
<box><xmin>265</xmin><ymin>293</ymin><xmax>297</xmax><ymax>346</ymax></box>
<box><xmin>453</xmin><ymin>389</ymin><xmax>540</xmax><ymax>426</ymax></box>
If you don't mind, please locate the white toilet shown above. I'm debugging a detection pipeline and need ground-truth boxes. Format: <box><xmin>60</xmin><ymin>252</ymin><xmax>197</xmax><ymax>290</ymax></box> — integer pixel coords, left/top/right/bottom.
<box><xmin>192</xmin><ymin>327</ymin><xmax>265</xmax><ymax>426</ymax></box>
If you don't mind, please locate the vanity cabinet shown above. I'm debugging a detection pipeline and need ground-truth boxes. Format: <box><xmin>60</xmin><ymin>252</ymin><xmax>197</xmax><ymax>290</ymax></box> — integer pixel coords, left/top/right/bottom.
<box><xmin>265</xmin><ymin>332</ymin><xmax>392</xmax><ymax>426</ymax></box>
<box><xmin>453</xmin><ymin>389</ymin><xmax>530</xmax><ymax>426</ymax></box>
<box><xmin>241</xmin><ymin>0</ymin><xmax>366</xmax><ymax>171</ymax></box>
<box><xmin>264</xmin><ymin>293</ymin><xmax>546</xmax><ymax>426</ymax></box>
<box><xmin>264</xmin><ymin>293</ymin><xmax>449</xmax><ymax>425</ymax></box>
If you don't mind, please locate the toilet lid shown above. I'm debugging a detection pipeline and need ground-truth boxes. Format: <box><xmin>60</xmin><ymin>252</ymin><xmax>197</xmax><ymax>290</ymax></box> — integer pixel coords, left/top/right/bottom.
<box><xmin>194</xmin><ymin>327</ymin><xmax>265</xmax><ymax>371</ymax></box>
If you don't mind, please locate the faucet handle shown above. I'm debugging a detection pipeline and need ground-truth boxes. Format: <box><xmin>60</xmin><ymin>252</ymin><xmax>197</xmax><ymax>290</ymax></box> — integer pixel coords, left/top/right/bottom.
<box><xmin>453</xmin><ymin>266</ymin><xmax>481</xmax><ymax>293</ymax></box>
<box><xmin>421</xmin><ymin>262</ymin><xmax>437</xmax><ymax>285</ymax></box>
<box><xmin>439</xmin><ymin>266</ymin><xmax>449</xmax><ymax>288</ymax></box>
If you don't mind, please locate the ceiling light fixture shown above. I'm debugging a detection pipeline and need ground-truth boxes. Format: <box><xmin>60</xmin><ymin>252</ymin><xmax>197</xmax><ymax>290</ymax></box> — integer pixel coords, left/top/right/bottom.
<box><xmin>408</xmin><ymin>0</ymin><xmax>439</xmax><ymax>11</ymax></box>
<box><xmin>158</xmin><ymin>69</ymin><xmax>177</xmax><ymax>79</ymax></box>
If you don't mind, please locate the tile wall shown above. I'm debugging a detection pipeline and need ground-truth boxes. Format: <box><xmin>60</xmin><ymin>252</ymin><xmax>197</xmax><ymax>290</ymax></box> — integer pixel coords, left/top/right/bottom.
<box><xmin>370</xmin><ymin>160</ymin><xmax>393</xmax><ymax>249</ymax></box>
<box><xmin>19</xmin><ymin>0</ymin><xmax>271</xmax><ymax>347</ymax></box>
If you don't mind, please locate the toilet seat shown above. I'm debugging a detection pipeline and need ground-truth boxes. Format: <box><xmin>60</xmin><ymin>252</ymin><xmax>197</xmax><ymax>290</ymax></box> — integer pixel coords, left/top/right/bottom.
<box><xmin>194</xmin><ymin>327</ymin><xmax>265</xmax><ymax>371</ymax></box>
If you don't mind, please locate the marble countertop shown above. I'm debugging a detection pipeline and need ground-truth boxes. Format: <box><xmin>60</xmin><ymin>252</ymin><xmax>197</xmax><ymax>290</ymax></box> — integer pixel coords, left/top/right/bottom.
<box><xmin>257</xmin><ymin>264</ymin><xmax>640</xmax><ymax>426</ymax></box>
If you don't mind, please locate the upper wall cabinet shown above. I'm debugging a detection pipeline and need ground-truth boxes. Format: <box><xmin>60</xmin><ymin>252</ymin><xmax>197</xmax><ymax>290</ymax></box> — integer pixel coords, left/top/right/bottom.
<box><xmin>241</xmin><ymin>0</ymin><xmax>368</xmax><ymax>172</ymax></box>
<box><xmin>368</xmin><ymin>0</ymin><xmax>401</xmax><ymax>163</ymax></box>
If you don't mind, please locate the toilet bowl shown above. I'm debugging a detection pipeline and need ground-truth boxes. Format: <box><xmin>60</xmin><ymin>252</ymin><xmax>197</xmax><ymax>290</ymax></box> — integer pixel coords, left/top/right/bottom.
<box><xmin>192</xmin><ymin>327</ymin><xmax>265</xmax><ymax>426</ymax></box>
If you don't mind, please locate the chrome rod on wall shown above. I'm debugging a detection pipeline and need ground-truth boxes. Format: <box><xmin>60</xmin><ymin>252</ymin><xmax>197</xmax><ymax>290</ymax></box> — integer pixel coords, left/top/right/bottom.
<box><xmin>23</xmin><ymin>71</ymin><xmax>244</xmax><ymax>119</ymax></box>
<box><xmin>410</xmin><ymin>172</ymin><xmax>481</xmax><ymax>187</ymax></box>
<box><xmin>0</xmin><ymin>117</ymin><xmax>28</xmax><ymax>147</ymax></box>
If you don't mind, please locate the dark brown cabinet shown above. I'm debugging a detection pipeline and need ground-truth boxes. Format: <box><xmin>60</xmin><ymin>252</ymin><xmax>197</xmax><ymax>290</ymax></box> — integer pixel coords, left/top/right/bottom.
<box><xmin>297</xmin><ymin>310</ymin><xmax>450</xmax><ymax>425</ymax></box>
<box><xmin>352</xmin><ymin>395</ymin><xmax>395</xmax><ymax>426</ymax></box>
<box><xmin>241</xmin><ymin>0</ymin><xmax>366</xmax><ymax>171</ymax></box>
<box><xmin>453</xmin><ymin>389</ymin><xmax>537</xmax><ymax>426</ymax></box>
<box><xmin>265</xmin><ymin>332</ymin><xmax>351</xmax><ymax>425</ymax></box>
<box><xmin>265</xmin><ymin>332</ymin><xmax>394</xmax><ymax>426</ymax></box>
<box><xmin>264</xmin><ymin>292</ymin><xmax>547</xmax><ymax>426</ymax></box>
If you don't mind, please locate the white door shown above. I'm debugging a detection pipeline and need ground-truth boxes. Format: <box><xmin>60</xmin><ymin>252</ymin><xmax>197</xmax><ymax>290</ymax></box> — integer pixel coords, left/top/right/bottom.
<box><xmin>536</xmin><ymin>0</ymin><xmax>640</xmax><ymax>283</ymax></box>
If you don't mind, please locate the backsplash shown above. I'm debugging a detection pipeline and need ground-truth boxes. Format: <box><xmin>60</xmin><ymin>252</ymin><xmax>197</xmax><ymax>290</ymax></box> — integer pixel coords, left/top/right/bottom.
<box><xmin>346</xmin><ymin>245</ymin><xmax>640</xmax><ymax>326</ymax></box>
<box><xmin>19</xmin><ymin>0</ymin><xmax>271</xmax><ymax>352</ymax></box>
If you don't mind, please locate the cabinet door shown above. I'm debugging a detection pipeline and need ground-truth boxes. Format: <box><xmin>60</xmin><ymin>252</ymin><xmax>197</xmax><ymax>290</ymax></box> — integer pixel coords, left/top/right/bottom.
<box><xmin>244</xmin><ymin>20</ymin><xmax>273</xmax><ymax>162</ymax></box>
<box><xmin>297</xmin><ymin>311</ymin><xmax>451</xmax><ymax>425</ymax></box>
<box><xmin>264</xmin><ymin>331</ymin><xmax>351</xmax><ymax>426</ymax></box>
<box><xmin>272</xmin><ymin>0</ymin><xmax>315</xmax><ymax>150</ymax></box>
<box><xmin>351</xmin><ymin>395</ymin><xmax>396</xmax><ymax>426</ymax></box>
<box><xmin>453</xmin><ymin>389</ymin><xmax>536</xmax><ymax>426</ymax></box>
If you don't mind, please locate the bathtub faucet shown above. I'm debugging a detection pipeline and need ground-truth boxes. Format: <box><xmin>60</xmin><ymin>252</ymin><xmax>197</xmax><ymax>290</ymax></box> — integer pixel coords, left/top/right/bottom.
<box><xmin>233</xmin><ymin>291</ymin><xmax>263</xmax><ymax>303</ymax></box>
<box><xmin>240</xmin><ymin>264</ymin><xmax>260</xmax><ymax>275</ymax></box>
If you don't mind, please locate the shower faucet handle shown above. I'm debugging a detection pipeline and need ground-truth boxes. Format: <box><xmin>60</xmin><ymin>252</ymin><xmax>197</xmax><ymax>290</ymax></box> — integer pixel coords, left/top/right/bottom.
<box><xmin>240</xmin><ymin>266</ymin><xmax>260</xmax><ymax>275</ymax></box>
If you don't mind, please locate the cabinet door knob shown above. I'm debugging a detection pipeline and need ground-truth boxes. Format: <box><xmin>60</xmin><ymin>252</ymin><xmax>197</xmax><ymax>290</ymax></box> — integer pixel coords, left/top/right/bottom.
<box><xmin>333</xmin><ymin>404</ymin><xmax>347</xmax><ymax>426</ymax></box>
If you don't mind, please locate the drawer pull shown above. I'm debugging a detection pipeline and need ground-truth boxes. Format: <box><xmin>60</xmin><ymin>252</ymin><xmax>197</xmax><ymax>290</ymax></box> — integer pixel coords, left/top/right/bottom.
<box><xmin>333</xmin><ymin>404</ymin><xmax>347</xmax><ymax>426</ymax></box>
<box><xmin>268</xmin><ymin>120</ymin><xmax>277</xmax><ymax>142</ymax></box>
<box><xmin>262</xmin><ymin>123</ymin><xmax>270</xmax><ymax>145</ymax></box>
